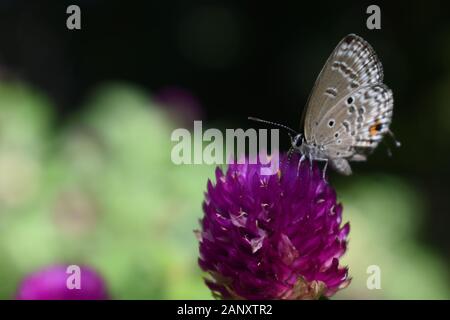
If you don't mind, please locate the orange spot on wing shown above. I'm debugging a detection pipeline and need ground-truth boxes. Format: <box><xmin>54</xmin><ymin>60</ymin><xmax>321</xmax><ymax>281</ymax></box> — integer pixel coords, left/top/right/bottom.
<box><xmin>369</xmin><ymin>120</ymin><xmax>382</xmax><ymax>136</ymax></box>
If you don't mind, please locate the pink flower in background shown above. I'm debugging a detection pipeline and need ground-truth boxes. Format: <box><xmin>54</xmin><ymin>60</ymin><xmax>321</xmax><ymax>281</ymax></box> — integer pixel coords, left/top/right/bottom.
<box><xmin>154</xmin><ymin>86</ymin><xmax>203</xmax><ymax>125</ymax></box>
<box><xmin>16</xmin><ymin>265</ymin><xmax>109</xmax><ymax>300</ymax></box>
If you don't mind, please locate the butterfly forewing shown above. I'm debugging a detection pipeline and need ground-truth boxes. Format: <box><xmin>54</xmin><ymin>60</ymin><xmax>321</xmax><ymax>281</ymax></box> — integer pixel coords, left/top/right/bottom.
<box><xmin>303</xmin><ymin>34</ymin><xmax>385</xmax><ymax>144</ymax></box>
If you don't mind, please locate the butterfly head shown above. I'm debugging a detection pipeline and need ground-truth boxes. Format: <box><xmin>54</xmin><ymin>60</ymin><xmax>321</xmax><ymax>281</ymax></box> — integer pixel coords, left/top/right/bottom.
<box><xmin>291</xmin><ymin>133</ymin><xmax>304</xmax><ymax>150</ymax></box>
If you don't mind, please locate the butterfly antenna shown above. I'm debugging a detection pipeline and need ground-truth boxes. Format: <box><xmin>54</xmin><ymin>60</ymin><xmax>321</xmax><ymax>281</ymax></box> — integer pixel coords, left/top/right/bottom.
<box><xmin>387</xmin><ymin>129</ymin><xmax>401</xmax><ymax>148</ymax></box>
<box><xmin>287</xmin><ymin>146</ymin><xmax>294</xmax><ymax>164</ymax></box>
<box><xmin>248</xmin><ymin>117</ymin><xmax>298</xmax><ymax>135</ymax></box>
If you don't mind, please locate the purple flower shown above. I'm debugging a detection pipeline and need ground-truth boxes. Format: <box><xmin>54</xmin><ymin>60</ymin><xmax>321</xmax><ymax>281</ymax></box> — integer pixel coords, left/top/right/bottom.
<box><xmin>16</xmin><ymin>265</ymin><xmax>109</xmax><ymax>300</ymax></box>
<box><xmin>197</xmin><ymin>154</ymin><xmax>350</xmax><ymax>299</ymax></box>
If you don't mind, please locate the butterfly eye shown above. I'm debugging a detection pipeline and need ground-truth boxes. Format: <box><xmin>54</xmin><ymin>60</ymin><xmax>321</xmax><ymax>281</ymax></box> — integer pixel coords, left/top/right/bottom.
<box><xmin>292</xmin><ymin>134</ymin><xmax>303</xmax><ymax>148</ymax></box>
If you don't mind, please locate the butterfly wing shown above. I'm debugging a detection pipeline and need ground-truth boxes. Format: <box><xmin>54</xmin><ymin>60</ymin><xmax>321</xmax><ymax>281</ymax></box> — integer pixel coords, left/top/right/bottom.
<box><xmin>329</xmin><ymin>158</ymin><xmax>353</xmax><ymax>176</ymax></box>
<box><xmin>315</xmin><ymin>84</ymin><xmax>393</xmax><ymax>160</ymax></box>
<box><xmin>303</xmin><ymin>34</ymin><xmax>384</xmax><ymax>143</ymax></box>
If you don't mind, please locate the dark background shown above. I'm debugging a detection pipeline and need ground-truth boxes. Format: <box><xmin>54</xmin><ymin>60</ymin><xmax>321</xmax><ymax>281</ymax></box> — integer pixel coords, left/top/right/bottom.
<box><xmin>0</xmin><ymin>0</ymin><xmax>449</xmax><ymax>298</ymax></box>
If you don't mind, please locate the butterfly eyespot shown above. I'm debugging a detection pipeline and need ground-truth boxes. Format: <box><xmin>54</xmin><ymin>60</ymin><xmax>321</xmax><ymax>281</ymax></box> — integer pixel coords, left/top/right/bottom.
<box><xmin>347</xmin><ymin>97</ymin><xmax>354</xmax><ymax>104</ymax></box>
<box><xmin>325</xmin><ymin>87</ymin><xmax>338</xmax><ymax>97</ymax></box>
<box><xmin>369</xmin><ymin>122</ymin><xmax>383</xmax><ymax>136</ymax></box>
<box><xmin>337</xmin><ymin>139</ymin><xmax>342</xmax><ymax>144</ymax></box>
<box><xmin>328</xmin><ymin>119</ymin><xmax>335</xmax><ymax>128</ymax></box>
<box><xmin>348</xmin><ymin>106</ymin><xmax>356</xmax><ymax>114</ymax></box>
<box><xmin>334</xmin><ymin>132</ymin><xmax>339</xmax><ymax>138</ymax></box>
<box><xmin>350</xmin><ymin>81</ymin><xmax>359</xmax><ymax>89</ymax></box>
<box><xmin>342</xmin><ymin>121</ymin><xmax>350</xmax><ymax>132</ymax></box>
<box><xmin>336</xmin><ymin>152</ymin><xmax>341</xmax><ymax>156</ymax></box>
<box><xmin>358</xmin><ymin>107</ymin><xmax>365</xmax><ymax>115</ymax></box>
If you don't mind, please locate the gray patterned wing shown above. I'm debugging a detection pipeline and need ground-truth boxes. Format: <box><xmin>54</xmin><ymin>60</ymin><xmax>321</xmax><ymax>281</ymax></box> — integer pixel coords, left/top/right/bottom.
<box><xmin>315</xmin><ymin>84</ymin><xmax>394</xmax><ymax>160</ymax></box>
<box><xmin>303</xmin><ymin>34</ymin><xmax>384</xmax><ymax>143</ymax></box>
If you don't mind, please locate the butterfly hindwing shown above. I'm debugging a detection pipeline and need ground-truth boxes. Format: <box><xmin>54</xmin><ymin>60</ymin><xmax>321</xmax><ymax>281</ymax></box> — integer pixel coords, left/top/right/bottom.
<box><xmin>313</xmin><ymin>84</ymin><xmax>393</xmax><ymax>160</ymax></box>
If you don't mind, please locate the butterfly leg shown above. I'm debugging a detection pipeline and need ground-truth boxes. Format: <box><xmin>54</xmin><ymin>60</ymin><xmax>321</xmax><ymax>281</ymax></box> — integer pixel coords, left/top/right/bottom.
<box><xmin>297</xmin><ymin>154</ymin><xmax>306</xmax><ymax>176</ymax></box>
<box><xmin>322</xmin><ymin>159</ymin><xmax>328</xmax><ymax>181</ymax></box>
<box><xmin>310</xmin><ymin>158</ymin><xmax>328</xmax><ymax>181</ymax></box>
<box><xmin>309</xmin><ymin>153</ymin><xmax>313</xmax><ymax>172</ymax></box>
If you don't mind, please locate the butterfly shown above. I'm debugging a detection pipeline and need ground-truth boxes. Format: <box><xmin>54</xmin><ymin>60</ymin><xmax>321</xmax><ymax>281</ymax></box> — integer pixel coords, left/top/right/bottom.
<box><xmin>250</xmin><ymin>34</ymin><xmax>399</xmax><ymax>176</ymax></box>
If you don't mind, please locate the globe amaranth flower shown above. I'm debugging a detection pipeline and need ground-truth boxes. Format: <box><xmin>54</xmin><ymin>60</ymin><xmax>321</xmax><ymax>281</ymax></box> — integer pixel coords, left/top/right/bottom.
<box><xmin>197</xmin><ymin>154</ymin><xmax>350</xmax><ymax>299</ymax></box>
<box><xmin>16</xmin><ymin>265</ymin><xmax>109</xmax><ymax>300</ymax></box>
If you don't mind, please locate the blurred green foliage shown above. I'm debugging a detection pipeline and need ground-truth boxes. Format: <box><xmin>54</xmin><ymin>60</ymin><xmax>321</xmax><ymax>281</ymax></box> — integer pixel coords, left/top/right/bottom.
<box><xmin>0</xmin><ymin>82</ymin><xmax>213</xmax><ymax>299</ymax></box>
<box><xmin>335</xmin><ymin>176</ymin><xmax>450</xmax><ymax>299</ymax></box>
<box><xmin>0</xmin><ymin>81</ymin><xmax>448</xmax><ymax>299</ymax></box>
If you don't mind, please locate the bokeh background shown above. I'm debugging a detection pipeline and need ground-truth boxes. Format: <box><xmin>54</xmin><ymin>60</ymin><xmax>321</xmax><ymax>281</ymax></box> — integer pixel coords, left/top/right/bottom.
<box><xmin>0</xmin><ymin>0</ymin><xmax>449</xmax><ymax>299</ymax></box>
